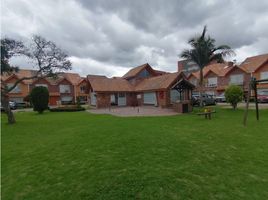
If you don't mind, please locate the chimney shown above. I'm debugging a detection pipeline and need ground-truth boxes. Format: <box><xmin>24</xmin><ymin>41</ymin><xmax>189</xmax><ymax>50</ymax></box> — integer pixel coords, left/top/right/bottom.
<box><xmin>227</xmin><ymin>61</ymin><xmax>233</xmax><ymax>67</ymax></box>
<box><xmin>178</xmin><ymin>61</ymin><xmax>184</xmax><ymax>72</ymax></box>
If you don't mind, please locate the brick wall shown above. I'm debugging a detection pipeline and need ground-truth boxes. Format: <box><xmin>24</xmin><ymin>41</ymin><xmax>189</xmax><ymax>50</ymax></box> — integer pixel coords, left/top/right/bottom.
<box><xmin>96</xmin><ymin>93</ymin><xmax>110</xmax><ymax>108</ymax></box>
<box><xmin>157</xmin><ymin>90</ymin><xmax>169</xmax><ymax>107</ymax></box>
<box><xmin>126</xmin><ymin>93</ymin><xmax>138</xmax><ymax>106</ymax></box>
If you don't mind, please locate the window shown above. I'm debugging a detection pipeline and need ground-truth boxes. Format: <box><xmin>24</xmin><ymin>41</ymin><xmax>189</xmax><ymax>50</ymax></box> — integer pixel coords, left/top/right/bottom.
<box><xmin>207</xmin><ymin>77</ymin><xmax>217</xmax><ymax>87</ymax></box>
<box><xmin>119</xmin><ymin>93</ymin><xmax>125</xmax><ymax>97</ymax></box>
<box><xmin>35</xmin><ymin>84</ymin><xmax>48</xmax><ymax>88</ymax></box>
<box><xmin>138</xmin><ymin>69</ymin><xmax>150</xmax><ymax>78</ymax></box>
<box><xmin>7</xmin><ymin>83</ymin><xmax>21</xmax><ymax>93</ymax></box>
<box><xmin>60</xmin><ymin>85</ymin><xmax>71</xmax><ymax>93</ymax></box>
<box><xmin>190</xmin><ymin>79</ymin><xmax>197</xmax><ymax>86</ymax></box>
<box><xmin>257</xmin><ymin>89</ymin><xmax>268</xmax><ymax>95</ymax></box>
<box><xmin>170</xmin><ymin>89</ymin><xmax>181</xmax><ymax>103</ymax></box>
<box><xmin>260</xmin><ymin>71</ymin><xmax>268</xmax><ymax>80</ymax></box>
<box><xmin>230</xmin><ymin>74</ymin><xmax>243</xmax><ymax>85</ymax></box>
<box><xmin>80</xmin><ymin>85</ymin><xmax>86</xmax><ymax>93</ymax></box>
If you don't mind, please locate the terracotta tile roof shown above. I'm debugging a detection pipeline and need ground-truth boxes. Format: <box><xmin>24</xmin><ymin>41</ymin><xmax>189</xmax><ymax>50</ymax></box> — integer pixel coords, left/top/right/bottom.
<box><xmin>87</xmin><ymin>75</ymin><xmax>134</xmax><ymax>92</ymax></box>
<box><xmin>154</xmin><ymin>69</ymin><xmax>167</xmax><ymax>75</ymax></box>
<box><xmin>239</xmin><ymin>53</ymin><xmax>268</xmax><ymax>73</ymax></box>
<box><xmin>122</xmin><ymin>63</ymin><xmax>154</xmax><ymax>79</ymax></box>
<box><xmin>63</xmin><ymin>73</ymin><xmax>83</xmax><ymax>85</ymax></box>
<box><xmin>1</xmin><ymin>69</ymin><xmax>38</xmax><ymax>84</ymax></box>
<box><xmin>188</xmin><ymin>62</ymin><xmax>243</xmax><ymax>79</ymax></box>
<box><xmin>135</xmin><ymin>72</ymin><xmax>185</xmax><ymax>91</ymax></box>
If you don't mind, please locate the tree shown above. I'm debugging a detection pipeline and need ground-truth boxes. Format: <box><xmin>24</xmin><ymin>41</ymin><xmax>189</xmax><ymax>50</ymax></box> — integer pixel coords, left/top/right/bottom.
<box><xmin>1</xmin><ymin>38</ymin><xmax>25</xmax><ymax>124</ymax></box>
<box><xmin>225</xmin><ymin>85</ymin><xmax>243</xmax><ymax>110</ymax></box>
<box><xmin>1</xmin><ymin>35</ymin><xmax>72</xmax><ymax>124</ymax></box>
<box><xmin>180</xmin><ymin>26</ymin><xmax>234</xmax><ymax>106</ymax></box>
<box><xmin>30</xmin><ymin>86</ymin><xmax>49</xmax><ymax>113</ymax></box>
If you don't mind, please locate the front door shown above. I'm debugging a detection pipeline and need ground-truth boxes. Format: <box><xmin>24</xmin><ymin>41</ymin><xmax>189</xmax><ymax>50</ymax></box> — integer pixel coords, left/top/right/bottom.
<box><xmin>90</xmin><ymin>92</ymin><xmax>96</xmax><ymax>106</ymax></box>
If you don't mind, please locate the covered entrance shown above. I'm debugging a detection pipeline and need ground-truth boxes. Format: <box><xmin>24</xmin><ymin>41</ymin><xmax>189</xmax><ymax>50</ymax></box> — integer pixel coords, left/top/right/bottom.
<box><xmin>171</xmin><ymin>79</ymin><xmax>195</xmax><ymax>113</ymax></box>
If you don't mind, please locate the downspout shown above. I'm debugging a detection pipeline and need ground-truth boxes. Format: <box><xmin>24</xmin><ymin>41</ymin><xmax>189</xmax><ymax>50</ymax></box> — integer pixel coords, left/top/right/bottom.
<box><xmin>74</xmin><ymin>85</ymin><xmax>77</xmax><ymax>103</ymax></box>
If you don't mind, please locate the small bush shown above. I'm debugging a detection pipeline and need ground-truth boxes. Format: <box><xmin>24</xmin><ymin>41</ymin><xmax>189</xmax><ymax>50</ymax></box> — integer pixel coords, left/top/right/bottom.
<box><xmin>225</xmin><ymin>85</ymin><xmax>243</xmax><ymax>110</ymax></box>
<box><xmin>30</xmin><ymin>86</ymin><xmax>49</xmax><ymax>114</ymax></box>
<box><xmin>49</xmin><ymin>107</ymin><xmax>85</xmax><ymax>112</ymax></box>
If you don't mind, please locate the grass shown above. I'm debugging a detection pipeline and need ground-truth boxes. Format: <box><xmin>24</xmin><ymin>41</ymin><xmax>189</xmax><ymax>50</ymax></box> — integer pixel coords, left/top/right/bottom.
<box><xmin>1</xmin><ymin>107</ymin><xmax>268</xmax><ymax>199</ymax></box>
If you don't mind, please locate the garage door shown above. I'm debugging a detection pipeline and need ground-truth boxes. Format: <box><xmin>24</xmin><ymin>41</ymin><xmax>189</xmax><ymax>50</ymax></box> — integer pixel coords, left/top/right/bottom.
<box><xmin>90</xmin><ymin>92</ymin><xmax>96</xmax><ymax>106</ymax></box>
<box><xmin>9</xmin><ymin>97</ymin><xmax>23</xmax><ymax>103</ymax></box>
<box><xmin>143</xmin><ymin>92</ymin><xmax>157</xmax><ymax>105</ymax></box>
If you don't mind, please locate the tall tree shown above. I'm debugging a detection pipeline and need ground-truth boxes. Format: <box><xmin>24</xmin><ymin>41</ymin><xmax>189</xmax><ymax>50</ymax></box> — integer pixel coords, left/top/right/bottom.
<box><xmin>1</xmin><ymin>35</ymin><xmax>72</xmax><ymax>124</ymax></box>
<box><xmin>1</xmin><ymin>38</ymin><xmax>25</xmax><ymax>124</ymax></box>
<box><xmin>180</xmin><ymin>26</ymin><xmax>234</xmax><ymax>106</ymax></box>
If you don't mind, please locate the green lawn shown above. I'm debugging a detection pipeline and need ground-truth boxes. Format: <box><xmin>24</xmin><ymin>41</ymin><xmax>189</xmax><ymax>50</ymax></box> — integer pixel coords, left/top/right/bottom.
<box><xmin>1</xmin><ymin>108</ymin><xmax>268</xmax><ymax>200</ymax></box>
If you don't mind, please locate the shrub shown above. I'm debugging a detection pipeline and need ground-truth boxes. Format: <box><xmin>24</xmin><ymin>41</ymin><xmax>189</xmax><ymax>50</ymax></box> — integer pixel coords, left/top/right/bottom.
<box><xmin>49</xmin><ymin>107</ymin><xmax>85</xmax><ymax>112</ymax></box>
<box><xmin>225</xmin><ymin>85</ymin><xmax>243</xmax><ymax>110</ymax></box>
<box><xmin>30</xmin><ymin>86</ymin><xmax>49</xmax><ymax>114</ymax></box>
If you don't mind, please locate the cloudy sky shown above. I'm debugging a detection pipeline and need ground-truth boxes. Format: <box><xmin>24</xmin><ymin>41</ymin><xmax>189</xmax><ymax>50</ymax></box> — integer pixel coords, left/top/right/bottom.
<box><xmin>2</xmin><ymin>0</ymin><xmax>268</xmax><ymax>77</ymax></box>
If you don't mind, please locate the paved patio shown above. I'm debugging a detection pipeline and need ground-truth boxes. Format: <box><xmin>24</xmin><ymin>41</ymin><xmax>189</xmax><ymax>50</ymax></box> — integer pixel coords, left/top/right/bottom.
<box><xmin>88</xmin><ymin>106</ymin><xmax>179</xmax><ymax>117</ymax></box>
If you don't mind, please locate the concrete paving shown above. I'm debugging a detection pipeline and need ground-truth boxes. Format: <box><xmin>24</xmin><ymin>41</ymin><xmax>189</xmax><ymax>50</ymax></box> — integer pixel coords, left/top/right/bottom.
<box><xmin>217</xmin><ymin>102</ymin><xmax>268</xmax><ymax>109</ymax></box>
<box><xmin>88</xmin><ymin>106</ymin><xmax>179</xmax><ymax>117</ymax></box>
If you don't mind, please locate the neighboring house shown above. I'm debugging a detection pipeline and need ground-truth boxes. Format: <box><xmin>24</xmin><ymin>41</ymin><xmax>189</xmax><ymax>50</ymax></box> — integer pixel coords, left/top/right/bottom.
<box><xmin>31</xmin><ymin>77</ymin><xmax>61</xmax><ymax>105</ymax></box>
<box><xmin>76</xmin><ymin>78</ymin><xmax>90</xmax><ymax>104</ymax></box>
<box><xmin>88</xmin><ymin>64</ymin><xmax>193</xmax><ymax>108</ymax></box>
<box><xmin>1</xmin><ymin>69</ymin><xmax>36</xmax><ymax>104</ymax></box>
<box><xmin>187</xmin><ymin>62</ymin><xmax>250</xmax><ymax>96</ymax></box>
<box><xmin>239</xmin><ymin>54</ymin><xmax>268</xmax><ymax>95</ymax></box>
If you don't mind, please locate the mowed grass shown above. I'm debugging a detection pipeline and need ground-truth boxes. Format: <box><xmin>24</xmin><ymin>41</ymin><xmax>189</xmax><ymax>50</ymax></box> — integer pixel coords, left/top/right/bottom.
<box><xmin>1</xmin><ymin>108</ymin><xmax>268</xmax><ymax>200</ymax></box>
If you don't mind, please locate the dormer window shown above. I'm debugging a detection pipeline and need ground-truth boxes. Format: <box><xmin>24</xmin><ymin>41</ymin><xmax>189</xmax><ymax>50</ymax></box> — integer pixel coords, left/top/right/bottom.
<box><xmin>60</xmin><ymin>84</ymin><xmax>71</xmax><ymax>93</ymax></box>
<box><xmin>138</xmin><ymin>69</ymin><xmax>150</xmax><ymax>78</ymax></box>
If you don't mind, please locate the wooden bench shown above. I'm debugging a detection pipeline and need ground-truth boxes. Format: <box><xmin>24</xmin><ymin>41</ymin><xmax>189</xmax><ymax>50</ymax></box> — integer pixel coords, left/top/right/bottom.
<box><xmin>197</xmin><ymin>111</ymin><xmax>216</xmax><ymax>120</ymax></box>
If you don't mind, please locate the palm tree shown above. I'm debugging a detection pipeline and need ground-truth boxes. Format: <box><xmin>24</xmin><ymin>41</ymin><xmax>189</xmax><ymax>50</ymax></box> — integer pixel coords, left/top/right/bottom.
<box><xmin>181</xmin><ymin>26</ymin><xmax>234</xmax><ymax>106</ymax></box>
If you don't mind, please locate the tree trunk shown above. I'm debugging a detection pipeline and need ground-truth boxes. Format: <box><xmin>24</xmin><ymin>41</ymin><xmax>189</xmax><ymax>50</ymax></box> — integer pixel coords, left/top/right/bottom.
<box><xmin>1</xmin><ymin>92</ymin><xmax>16</xmax><ymax>124</ymax></box>
<box><xmin>199</xmin><ymin>68</ymin><xmax>204</xmax><ymax>107</ymax></box>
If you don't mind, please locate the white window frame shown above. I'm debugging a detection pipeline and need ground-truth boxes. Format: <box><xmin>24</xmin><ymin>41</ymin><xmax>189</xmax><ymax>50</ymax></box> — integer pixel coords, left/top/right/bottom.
<box><xmin>260</xmin><ymin>71</ymin><xmax>268</xmax><ymax>82</ymax></box>
<box><xmin>230</xmin><ymin>74</ymin><xmax>243</xmax><ymax>85</ymax></box>
<box><xmin>207</xmin><ymin>77</ymin><xmax>217</xmax><ymax>87</ymax></box>
<box><xmin>59</xmin><ymin>84</ymin><xmax>71</xmax><ymax>93</ymax></box>
<box><xmin>7</xmin><ymin>83</ymin><xmax>21</xmax><ymax>93</ymax></box>
<box><xmin>35</xmin><ymin>84</ymin><xmax>48</xmax><ymax>88</ymax></box>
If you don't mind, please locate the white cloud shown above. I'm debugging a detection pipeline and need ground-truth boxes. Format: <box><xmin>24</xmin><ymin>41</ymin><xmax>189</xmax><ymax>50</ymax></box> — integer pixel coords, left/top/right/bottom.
<box><xmin>2</xmin><ymin>0</ymin><xmax>268</xmax><ymax>77</ymax></box>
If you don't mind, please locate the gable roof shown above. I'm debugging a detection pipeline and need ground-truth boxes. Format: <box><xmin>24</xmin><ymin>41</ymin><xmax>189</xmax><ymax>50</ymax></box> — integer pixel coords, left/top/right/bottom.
<box><xmin>135</xmin><ymin>72</ymin><xmax>185</xmax><ymax>91</ymax></box>
<box><xmin>63</xmin><ymin>73</ymin><xmax>83</xmax><ymax>85</ymax></box>
<box><xmin>1</xmin><ymin>69</ymin><xmax>38</xmax><ymax>84</ymax></box>
<box><xmin>87</xmin><ymin>75</ymin><xmax>134</xmax><ymax>92</ymax></box>
<box><xmin>122</xmin><ymin>63</ymin><xmax>156</xmax><ymax>79</ymax></box>
<box><xmin>239</xmin><ymin>53</ymin><xmax>268</xmax><ymax>73</ymax></box>
<box><xmin>187</xmin><ymin>62</ymin><xmax>246</xmax><ymax>80</ymax></box>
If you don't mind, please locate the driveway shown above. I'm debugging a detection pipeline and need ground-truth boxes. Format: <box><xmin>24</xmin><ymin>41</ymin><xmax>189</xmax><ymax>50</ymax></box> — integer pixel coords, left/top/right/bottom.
<box><xmin>217</xmin><ymin>102</ymin><xmax>268</xmax><ymax>110</ymax></box>
<box><xmin>88</xmin><ymin>106</ymin><xmax>179</xmax><ymax>117</ymax></box>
